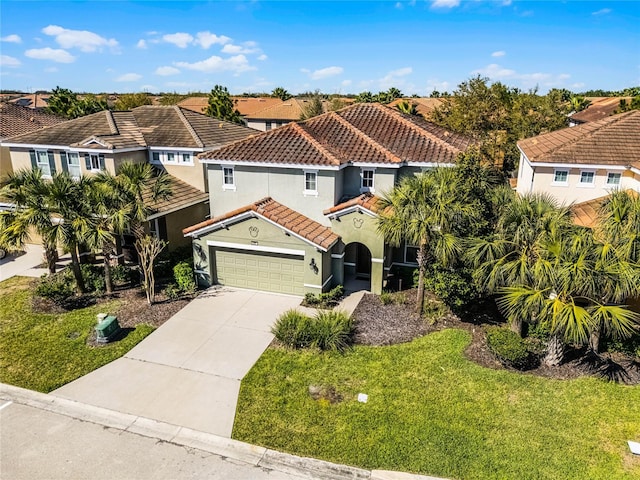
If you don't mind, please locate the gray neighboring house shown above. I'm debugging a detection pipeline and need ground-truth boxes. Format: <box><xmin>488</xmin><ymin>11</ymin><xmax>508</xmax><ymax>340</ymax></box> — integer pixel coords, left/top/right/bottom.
<box><xmin>184</xmin><ymin>103</ymin><xmax>474</xmax><ymax>295</ymax></box>
<box><xmin>1</xmin><ymin>105</ymin><xmax>256</xmax><ymax>250</ymax></box>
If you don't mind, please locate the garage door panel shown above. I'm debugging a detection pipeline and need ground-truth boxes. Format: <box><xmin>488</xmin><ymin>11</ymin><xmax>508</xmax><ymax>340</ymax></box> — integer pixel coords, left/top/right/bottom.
<box><xmin>214</xmin><ymin>248</ymin><xmax>304</xmax><ymax>296</ymax></box>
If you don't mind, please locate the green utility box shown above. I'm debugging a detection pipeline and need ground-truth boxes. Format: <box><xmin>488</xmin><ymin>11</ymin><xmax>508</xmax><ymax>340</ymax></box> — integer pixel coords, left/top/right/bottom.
<box><xmin>95</xmin><ymin>315</ymin><xmax>121</xmax><ymax>344</ymax></box>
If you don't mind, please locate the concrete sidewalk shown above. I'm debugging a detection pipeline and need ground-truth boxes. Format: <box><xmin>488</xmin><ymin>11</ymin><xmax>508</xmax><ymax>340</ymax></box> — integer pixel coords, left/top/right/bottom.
<box><xmin>1</xmin><ymin>383</ymin><xmax>445</xmax><ymax>480</ymax></box>
<box><xmin>52</xmin><ymin>287</ymin><xmax>302</xmax><ymax>437</ymax></box>
<box><xmin>0</xmin><ymin>244</ymin><xmax>72</xmax><ymax>282</ymax></box>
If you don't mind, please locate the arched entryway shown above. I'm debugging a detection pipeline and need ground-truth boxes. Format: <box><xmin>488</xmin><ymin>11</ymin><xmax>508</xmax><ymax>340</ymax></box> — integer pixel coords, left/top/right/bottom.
<box><xmin>344</xmin><ymin>242</ymin><xmax>372</xmax><ymax>292</ymax></box>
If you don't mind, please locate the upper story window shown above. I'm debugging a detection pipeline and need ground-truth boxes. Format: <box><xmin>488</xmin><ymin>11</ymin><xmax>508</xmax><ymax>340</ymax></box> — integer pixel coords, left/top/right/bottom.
<box><xmin>150</xmin><ymin>150</ymin><xmax>193</xmax><ymax>165</ymax></box>
<box><xmin>62</xmin><ymin>152</ymin><xmax>81</xmax><ymax>179</ymax></box>
<box><xmin>222</xmin><ymin>166</ymin><xmax>235</xmax><ymax>190</ymax></box>
<box><xmin>607</xmin><ymin>172</ymin><xmax>621</xmax><ymax>186</ymax></box>
<box><xmin>361</xmin><ymin>168</ymin><xmax>375</xmax><ymax>192</ymax></box>
<box><xmin>35</xmin><ymin>150</ymin><xmax>53</xmax><ymax>177</ymax></box>
<box><xmin>579</xmin><ymin>170</ymin><xmax>595</xmax><ymax>186</ymax></box>
<box><xmin>265</xmin><ymin>121</ymin><xmax>272</xmax><ymax>131</ymax></box>
<box><xmin>552</xmin><ymin>169</ymin><xmax>569</xmax><ymax>186</ymax></box>
<box><xmin>304</xmin><ymin>170</ymin><xmax>318</xmax><ymax>196</ymax></box>
<box><xmin>85</xmin><ymin>153</ymin><xmax>105</xmax><ymax>172</ymax></box>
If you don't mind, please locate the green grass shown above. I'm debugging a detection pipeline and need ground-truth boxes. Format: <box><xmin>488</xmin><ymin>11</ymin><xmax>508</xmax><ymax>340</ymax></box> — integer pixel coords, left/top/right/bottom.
<box><xmin>233</xmin><ymin>328</ymin><xmax>640</xmax><ymax>480</ymax></box>
<box><xmin>0</xmin><ymin>276</ymin><xmax>154</xmax><ymax>393</ymax></box>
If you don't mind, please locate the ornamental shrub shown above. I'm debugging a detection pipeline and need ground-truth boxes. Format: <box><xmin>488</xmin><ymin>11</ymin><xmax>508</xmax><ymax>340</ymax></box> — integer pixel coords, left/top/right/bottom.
<box><xmin>486</xmin><ymin>326</ymin><xmax>532</xmax><ymax>370</ymax></box>
<box><xmin>272</xmin><ymin>309</ymin><xmax>353</xmax><ymax>352</ymax></box>
<box><xmin>418</xmin><ymin>266</ymin><xmax>478</xmax><ymax>310</ymax></box>
<box><xmin>35</xmin><ymin>273</ymin><xmax>75</xmax><ymax>304</ymax></box>
<box><xmin>173</xmin><ymin>261</ymin><xmax>196</xmax><ymax>293</ymax></box>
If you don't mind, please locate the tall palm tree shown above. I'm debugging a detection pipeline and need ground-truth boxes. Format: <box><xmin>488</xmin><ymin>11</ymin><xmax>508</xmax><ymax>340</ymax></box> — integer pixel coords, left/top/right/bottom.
<box><xmin>0</xmin><ymin>169</ymin><xmax>58</xmax><ymax>273</ymax></box>
<box><xmin>467</xmin><ymin>193</ymin><xmax>574</xmax><ymax>336</ymax></box>
<box><xmin>377</xmin><ymin>168</ymin><xmax>480</xmax><ymax>314</ymax></box>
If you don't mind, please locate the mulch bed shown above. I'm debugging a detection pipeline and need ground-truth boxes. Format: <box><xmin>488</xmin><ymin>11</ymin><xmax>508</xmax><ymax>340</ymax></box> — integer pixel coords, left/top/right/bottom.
<box><xmin>352</xmin><ymin>288</ymin><xmax>640</xmax><ymax>385</ymax></box>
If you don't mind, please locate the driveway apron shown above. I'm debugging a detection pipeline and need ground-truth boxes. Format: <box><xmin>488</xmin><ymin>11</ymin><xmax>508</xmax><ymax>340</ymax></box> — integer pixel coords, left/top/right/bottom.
<box><xmin>52</xmin><ymin>288</ymin><xmax>301</xmax><ymax>438</ymax></box>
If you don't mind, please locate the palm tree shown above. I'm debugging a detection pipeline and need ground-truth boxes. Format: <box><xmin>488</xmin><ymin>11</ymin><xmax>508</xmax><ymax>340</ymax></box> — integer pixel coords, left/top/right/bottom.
<box><xmin>569</xmin><ymin>95</ymin><xmax>591</xmax><ymax>113</ymax></box>
<box><xmin>271</xmin><ymin>87</ymin><xmax>292</xmax><ymax>101</ymax></box>
<box><xmin>377</xmin><ymin>168</ymin><xmax>480</xmax><ymax>314</ymax></box>
<box><xmin>396</xmin><ymin>100</ymin><xmax>420</xmax><ymax>116</ymax></box>
<box><xmin>467</xmin><ymin>193</ymin><xmax>574</xmax><ymax>336</ymax></box>
<box><xmin>0</xmin><ymin>169</ymin><xmax>58</xmax><ymax>273</ymax></box>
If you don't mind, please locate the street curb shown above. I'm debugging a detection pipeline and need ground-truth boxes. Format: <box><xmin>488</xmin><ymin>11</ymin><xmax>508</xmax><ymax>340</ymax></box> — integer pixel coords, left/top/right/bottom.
<box><xmin>0</xmin><ymin>383</ymin><xmax>448</xmax><ymax>480</ymax></box>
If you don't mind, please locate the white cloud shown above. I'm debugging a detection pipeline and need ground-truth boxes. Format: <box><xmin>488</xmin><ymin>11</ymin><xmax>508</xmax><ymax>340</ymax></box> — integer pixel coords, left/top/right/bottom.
<box><xmin>45</xmin><ymin>66</ymin><xmax>58</xmax><ymax>73</ymax></box>
<box><xmin>195</xmin><ymin>31</ymin><xmax>231</xmax><ymax>49</ymax></box>
<box><xmin>136</xmin><ymin>39</ymin><xmax>147</xmax><ymax>49</ymax></box>
<box><xmin>42</xmin><ymin>25</ymin><xmax>118</xmax><ymax>52</ymax></box>
<box><xmin>163</xmin><ymin>32</ymin><xmax>194</xmax><ymax>48</ymax></box>
<box><xmin>1</xmin><ymin>55</ymin><xmax>21</xmax><ymax>67</ymax></box>
<box><xmin>155</xmin><ymin>66</ymin><xmax>180</xmax><ymax>76</ymax></box>
<box><xmin>175</xmin><ymin>54</ymin><xmax>255</xmax><ymax>74</ymax></box>
<box><xmin>306</xmin><ymin>66</ymin><xmax>344</xmax><ymax>80</ymax></box>
<box><xmin>221</xmin><ymin>43</ymin><xmax>260</xmax><ymax>55</ymax></box>
<box><xmin>430</xmin><ymin>0</ymin><xmax>460</xmax><ymax>8</ymax></box>
<box><xmin>491</xmin><ymin>50</ymin><xmax>506</xmax><ymax>57</ymax></box>
<box><xmin>116</xmin><ymin>73</ymin><xmax>142</xmax><ymax>82</ymax></box>
<box><xmin>25</xmin><ymin>48</ymin><xmax>75</xmax><ymax>63</ymax></box>
<box><xmin>1</xmin><ymin>34</ymin><xmax>22</xmax><ymax>43</ymax></box>
<box><xmin>257</xmin><ymin>54</ymin><xmax>268</xmax><ymax>61</ymax></box>
<box><xmin>473</xmin><ymin>63</ymin><xmax>573</xmax><ymax>89</ymax></box>
<box><xmin>592</xmin><ymin>8</ymin><xmax>611</xmax><ymax>16</ymax></box>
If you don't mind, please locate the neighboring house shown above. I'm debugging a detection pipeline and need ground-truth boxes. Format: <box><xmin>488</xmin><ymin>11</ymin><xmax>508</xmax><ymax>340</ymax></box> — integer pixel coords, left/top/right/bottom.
<box><xmin>183</xmin><ymin>102</ymin><xmax>473</xmax><ymax>295</ymax></box>
<box><xmin>516</xmin><ymin>110</ymin><xmax>640</xmax><ymax>206</ymax></box>
<box><xmin>178</xmin><ymin>96</ymin><xmax>283</xmax><ymax>117</ymax></box>
<box><xmin>244</xmin><ymin>99</ymin><xmax>317</xmax><ymax>131</ymax></box>
<box><xmin>568</xmin><ymin>97</ymin><xmax>631</xmax><ymax>126</ymax></box>
<box><xmin>1</xmin><ymin>105</ymin><xmax>255</xmax><ymax>250</ymax></box>
<box><xmin>8</xmin><ymin>93</ymin><xmax>51</xmax><ymax>110</ymax></box>
<box><xmin>1</xmin><ymin>102</ymin><xmax>66</xmax><ymax>177</ymax></box>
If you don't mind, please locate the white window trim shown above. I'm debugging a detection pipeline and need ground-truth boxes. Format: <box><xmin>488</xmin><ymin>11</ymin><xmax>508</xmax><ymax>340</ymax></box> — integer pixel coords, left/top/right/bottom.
<box><xmin>35</xmin><ymin>150</ymin><xmax>52</xmax><ymax>178</ymax></box>
<box><xmin>606</xmin><ymin>171</ymin><xmax>622</xmax><ymax>186</ymax></box>
<box><xmin>66</xmin><ymin>152</ymin><xmax>81</xmax><ymax>179</ymax></box>
<box><xmin>222</xmin><ymin>166</ymin><xmax>236</xmax><ymax>191</ymax></box>
<box><xmin>360</xmin><ymin>167</ymin><xmax>376</xmax><ymax>193</ymax></box>
<box><xmin>303</xmin><ymin>169</ymin><xmax>318</xmax><ymax>197</ymax></box>
<box><xmin>149</xmin><ymin>150</ymin><xmax>194</xmax><ymax>166</ymax></box>
<box><xmin>404</xmin><ymin>244</ymin><xmax>419</xmax><ymax>265</ymax></box>
<box><xmin>551</xmin><ymin>168</ymin><xmax>569</xmax><ymax>186</ymax></box>
<box><xmin>578</xmin><ymin>169</ymin><xmax>596</xmax><ymax>188</ymax></box>
<box><xmin>89</xmin><ymin>153</ymin><xmax>101</xmax><ymax>172</ymax></box>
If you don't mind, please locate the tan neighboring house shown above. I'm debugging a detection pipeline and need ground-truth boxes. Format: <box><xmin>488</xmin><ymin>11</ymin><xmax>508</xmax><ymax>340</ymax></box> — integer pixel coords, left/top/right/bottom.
<box><xmin>568</xmin><ymin>97</ymin><xmax>632</xmax><ymax>126</ymax></box>
<box><xmin>178</xmin><ymin>96</ymin><xmax>283</xmax><ymax>116</ymax></box>
<box><xmin>244</xmin><ymin>99</ymin><xmax>321</xmax><ymax>131</ymax></box>
<box><xmin>183</xmin><ymin>102</ymin><xmax>474</xmax><ymax>295</ymax></box>
<box><xmin>516</xmin><ymin>110</ymin><xmax>640</xmax><ymax>211</ymax></box>
<box><xmin>8</xmin><ymin>93</ymin><xmax>52</xmax><ymax>110</ymax></box>
<box><xmin>1</xmin><ymin>105</ymin><xmax>255</xmax><ymax>250</ymax></box>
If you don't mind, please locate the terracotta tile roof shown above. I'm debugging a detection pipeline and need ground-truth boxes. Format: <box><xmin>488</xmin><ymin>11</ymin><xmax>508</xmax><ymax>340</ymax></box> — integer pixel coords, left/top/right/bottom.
<box><xmin>570</xmin><ymin>97</ymin><xmax>632</xmax><ymax>124</ymax></box>
<box><xmin>2</xmin><ymin>106</ymin><xmax>254</xmax><ymax>150</ymax></box>
<box><xmin>201</xmin><ymin>103</ymin><xmax>473</xmax><ymax>167</ymax></box>
<box><xmin>183</xmin><ymin>197</ymin><xmax>339</xmax><ymax>250</ymax></box>
<box><xmin>144</xmin><ymin>175</ymin><xmax>208</xmax><ymax>217</ymax></box>
<box><xmin>245</xmin><ymin>99</ymin><xmax>310</xmax><ymax>121</ymax></box>
<box><xmin>323</xmin><ymin>193</ymin><xmax>387</xmax><ymax>216</ymax></box>
<box><xmin>387</xmin><ymin>97</ymin><xmax>443</xmax><ymax>117</ymax></box>
<box><xmin>9</xmin><ymin>93</ymin><xmax>51</xmax><ymax>109</ymax></box>
<box><xmin>518</xmin><ymin>110</ymin><xmax>640</xmax><ymax>168</ymax></box>
<box><xmin>177</xmin><ymin>96</ymin><xmax>283</xmax><ymax>116</ymax></box>
<box><xmin>0</xmin><ymin>102</ymin><xmax>65</xmax><ymax>139</ymax></box>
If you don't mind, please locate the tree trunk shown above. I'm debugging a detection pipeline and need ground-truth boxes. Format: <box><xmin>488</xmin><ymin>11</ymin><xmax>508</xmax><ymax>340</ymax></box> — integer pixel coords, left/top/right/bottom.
<box><xmin>69</xmin><ymin>243</ymin><xmax>86</xmax><ymax>294</ymax></box>
<box><xmin>45</xmin><ymin>244</ymin><xmax>58</xmax><ymax>274</ymax></box>
<box><xmin>415</xmin><ymin>242</ymin><xmax>427</xmax><ymax>315</ymax></box>
<box><xmin>543</xmin><ymin>333</ymin><xmax>565</xmax><ymax>367</ymax></box>
<box><xmin>114</xmin><ymin>235</ymin><xmax>124</xmax><ymax>266</ymax></box>
<box><xmin>510</xmin><ymin>317</ymin><xmax>524</xmax><ymax>337</ymax></box>
<box><xmin>589</xmin><ymin>323</ymin><xmax>602</xmax><ymax>353</ymax></box>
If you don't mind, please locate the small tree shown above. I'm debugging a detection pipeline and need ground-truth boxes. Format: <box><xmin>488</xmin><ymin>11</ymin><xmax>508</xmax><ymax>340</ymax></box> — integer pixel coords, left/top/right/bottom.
<box><xmin>205</xmin><ymin>85</ymin><xmax>242</xmax><ymax>124</ymax></box>
<box><xmin>396</xmin><ymin>100</ymin><xmax>419</xmax><ymax>116</ymax></box>
<box><xmin>299</xmin><ymin>90</ymin><xmax>324</xmax><ymax>120</ymax></box>
<box><xmin>135</xmin><ymin>230</ymin><xmax>167</xmax><ymax>305</ymax></box>
<box><xmin>114</xmin><ymin>93</ymin><xmax>152</xmax><ymax>110</ymax></box>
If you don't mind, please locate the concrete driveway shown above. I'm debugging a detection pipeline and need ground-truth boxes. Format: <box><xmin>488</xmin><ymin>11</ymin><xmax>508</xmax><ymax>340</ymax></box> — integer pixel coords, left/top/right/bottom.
<box><xmin>52</xmin><ymin>287</ymin><xmax>301</xmax><ymax>438</ymax></box>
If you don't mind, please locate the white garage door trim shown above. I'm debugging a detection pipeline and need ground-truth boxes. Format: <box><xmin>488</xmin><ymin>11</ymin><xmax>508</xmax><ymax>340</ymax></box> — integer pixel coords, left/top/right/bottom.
<box><xmin>207</xmin><ymin>240</ymin><xmax>305</xmax><ymax>257</ymax></box>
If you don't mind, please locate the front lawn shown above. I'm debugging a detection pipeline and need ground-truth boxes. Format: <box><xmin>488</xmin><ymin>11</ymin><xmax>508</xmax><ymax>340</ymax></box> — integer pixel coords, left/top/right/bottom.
<box><xmin>0</xmin><ymin>276</ymin><xmax>154</xmax><ymax>392</ymax></box>
<box><xmin>233</xmin><ymin>328</ymin><xmax>640</xmax><ymax>480</ymax></box>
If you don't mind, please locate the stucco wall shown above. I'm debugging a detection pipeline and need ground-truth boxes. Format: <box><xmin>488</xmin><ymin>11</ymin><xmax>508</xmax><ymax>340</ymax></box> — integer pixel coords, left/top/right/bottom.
<box><xmin>152</xmin><ymin>155</ymin><xmax>206</xmax><ymax>191</ymax></box>
<box><xmin>207</xmin><ymin>165</ymin><xmax>338</xmax><ymax>225</ymax></box>
<box><xmin>0</xmin><ymin>146</ymin><xmax>13</xmax><ymax>178</ymax></box>
<box><xmin>525</xmin><ymin>166</ymin><xmax>637</xmax><ymax>205</ymax></box>
<box><xmin>163</xmin><ymin>201</ymin><xmax>208</xmax><ymax>250</ymax></box>
<box><xmin>341</xmin><ymin>166</ymin><xmax>397</xmax><ymax>198</ymax></box>
<box><xmin>112</xmin><ymin>151</ymin><xmax>147</xmax><ymax>174</ymax></box>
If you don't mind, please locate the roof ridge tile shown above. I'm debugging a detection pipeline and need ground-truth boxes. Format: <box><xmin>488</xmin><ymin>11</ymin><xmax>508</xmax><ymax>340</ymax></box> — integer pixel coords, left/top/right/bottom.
<box><xmin>330</xmin><ymin>112</ymin><xmax>402</xmax><ymax>163</ymax></box>
<box><xmin>106</xmin><ymin>110</ymin><xmax>119</xmax><ymax>135</ymax></box>
<box><xmin>174</xmin><ymin>106</ymin><xmax>205</xmax><ymax>148</ymax></box>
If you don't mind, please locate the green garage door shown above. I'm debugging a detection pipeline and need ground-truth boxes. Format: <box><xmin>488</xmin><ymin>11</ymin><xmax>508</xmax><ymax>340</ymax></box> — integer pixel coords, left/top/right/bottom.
<box><xmin>214</xmin><ymin>248</ymin><xmax>305</xmax><ymax>295</ymax></box>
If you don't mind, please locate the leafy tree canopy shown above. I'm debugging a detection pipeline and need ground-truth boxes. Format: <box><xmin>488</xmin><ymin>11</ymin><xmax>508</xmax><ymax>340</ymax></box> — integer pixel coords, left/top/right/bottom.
<box><xmin>354</xmin><ymin>87</ymin><xmax>403</xmax><ymax>104</ymax></box>
<box><xmin>114</xmin><ymin>93</ymin><xmax>152</xmax><ymax>110</ymax></box>
<box><xmin>299</xmin><ymin>90</ymin><xmax>324</xmax><ymax>120</ymax></box>
<box><xmin>46</xmin><ymin>86</ymin><xmax>108</xmax><ymax>119</ymax></box>
<box><xmin>204</xmin><ymin>85</ymin><xmax>243</xmax><ymax>124</ymax></box>
<box><xmin>271</xmin><ymin>87</ymin><xmax>292</xmax><ymax>101</ymax></box>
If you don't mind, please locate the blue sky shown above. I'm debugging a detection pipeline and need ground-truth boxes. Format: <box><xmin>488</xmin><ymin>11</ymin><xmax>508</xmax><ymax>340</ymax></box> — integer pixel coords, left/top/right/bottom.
<box><xmin>1</xmin><ymin>1</ymin><xmax>638</xmax><ymax>95</ymax></box>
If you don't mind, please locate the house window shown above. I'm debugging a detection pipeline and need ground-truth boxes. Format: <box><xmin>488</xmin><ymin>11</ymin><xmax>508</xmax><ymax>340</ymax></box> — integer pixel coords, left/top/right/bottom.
<box><xmin>265</xmin><ymin>121</ymin><xmax>272</xmax><ymax>131</ymax></box>
<box><xmin>607</xmin><ymin>172</ymin><xmax>621</xmax><ymax>186</ymax></box>
<box><xmin>552</xmin><ymin>169</ymin><xmax>569</xmax><ymax>186</ymax></box>
<box><xmin>67</xmin><ymin>152</ymin><xmax>81</xmax><ymax>178</ymax></box>
<box><xmin>90</xmin><ymin>154</ymin><xmax>100</xmax><ymax>170</ymax></box>
<box><xmin>304</xmin><ymin>170</ymin><xmax>318</xmax><ymax>195</ymax></box>
<box><xmin>404</xmin><ymin>244</ymin><xmax>419</xmax><ymax>265</ymax></box>
<box><xmin>151</xmin><ymin>152</ymin><xmax>160</xmax><ymax>163</ymax></box>
<box><xmin>166</xmin><ymin>152</ymin><xmax>175</xmax><ymax>163</ymax></box>
<box><xmin>36</xmin><ymin>150</ymin><xmax>52</xmax><ymax>177</ymax></box>
<box><xmin>223</xmin><ymin>166</ymin><xmax>235</xmax><ymax>190</ymax></box>
<box><xmin>361</xmin><ymin>168</ymin><xmax>375</xmax><ymax>192</ymax></box>
<box><xmin>181</xmin><ymin>153</ymin><xmax>191</xmax><ymax>163</ymax></box>
<box><xmin>579</xmin><ymin>170</ymin><xmax>595</xmax><ymax>186</ymax></box>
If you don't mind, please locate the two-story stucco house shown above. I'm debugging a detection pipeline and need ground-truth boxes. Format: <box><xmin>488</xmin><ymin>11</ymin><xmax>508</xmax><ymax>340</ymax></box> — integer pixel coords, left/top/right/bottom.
<box><xmin>183</xmin><ymin>103</ymin><xmax>473</xmax><ymax>295</ymax></box>
<box><xmin>1</xmin><ymin>105</ymin><xmax>255</xmax><ymax>250</ymax></box>
<box><xmin>516</xmin><ymin>110</ymin><xmax>640</xmax><ymax>210</ymax></box>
